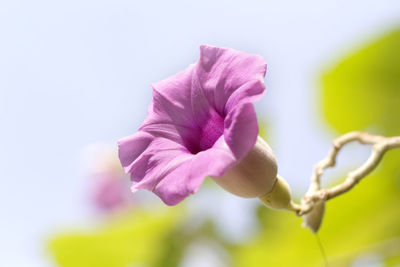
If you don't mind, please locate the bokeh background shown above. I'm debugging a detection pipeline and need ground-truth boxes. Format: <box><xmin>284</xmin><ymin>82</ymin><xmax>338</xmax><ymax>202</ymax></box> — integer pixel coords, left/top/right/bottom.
<box><xmin>1</xmin><ymin>0</ymin><xmax>400</xmax><ymax>266</ymax></box>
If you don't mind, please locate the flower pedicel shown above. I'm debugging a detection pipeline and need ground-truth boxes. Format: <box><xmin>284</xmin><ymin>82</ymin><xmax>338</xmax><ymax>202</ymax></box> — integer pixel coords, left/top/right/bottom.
<box><xmin>118</xmin><ymin>45</ymin><xmax>299</xmax><ymax>212</ymax></box>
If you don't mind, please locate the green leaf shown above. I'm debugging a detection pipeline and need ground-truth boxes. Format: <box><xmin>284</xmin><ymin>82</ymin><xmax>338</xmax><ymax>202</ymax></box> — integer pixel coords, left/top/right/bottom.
<box><xmin>48</xmin><ymin>207</ymin><xmax>183</xmax><ymax>267</ymax></box>
<box><xmin>231</xmin><ymin>27</ymin><xmax>400</xmax><ymax>267</ymax></box>
<box><xmin>321</xmin><ymin>28</ymin><xmax>400</xmax><ymax>136</ymax></box>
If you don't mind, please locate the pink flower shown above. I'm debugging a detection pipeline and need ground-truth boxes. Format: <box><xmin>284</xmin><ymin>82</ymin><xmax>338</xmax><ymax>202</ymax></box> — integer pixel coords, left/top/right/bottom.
<box><xmin>91</xmin><ymin>173</ymin><xmax>132</xmax><ymax>213</ymax></box>
<box><xmin>84</xmin><ymin>145</ymin><xmax>134</xmax><ymax>213</ymax></box>
<box><xmin>118</xmin><ymin>45</ymin><xmax>267</xmax><ymax>206</ymax></box>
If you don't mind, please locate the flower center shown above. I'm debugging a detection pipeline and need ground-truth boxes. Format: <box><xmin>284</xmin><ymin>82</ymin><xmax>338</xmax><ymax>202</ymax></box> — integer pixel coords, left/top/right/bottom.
<box><xmin>199</xmin><ymin>111</ymin><xmax>224</xmax><ymax>150</ymax></box>
<box><xmin>187</xmin><ymin>110</ymin><xmax>224</xmax><ymax>154</ymax></box>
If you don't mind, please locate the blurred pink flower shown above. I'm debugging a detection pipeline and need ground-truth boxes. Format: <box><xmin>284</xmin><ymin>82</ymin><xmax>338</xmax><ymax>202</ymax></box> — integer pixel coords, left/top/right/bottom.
<box><xmin>84</xmin><ymin>145</ymin><xmax>133</xmax><ymax>213</ymax></box>
<box><xmin>118</xmin><ymin>45</ymin><xmax>266</xmax><ymax>205</ymax></box>
<box><xmin>91</xmin><ymin>172</ymin><xmax>132</xmax><ymax>212</ymax></box>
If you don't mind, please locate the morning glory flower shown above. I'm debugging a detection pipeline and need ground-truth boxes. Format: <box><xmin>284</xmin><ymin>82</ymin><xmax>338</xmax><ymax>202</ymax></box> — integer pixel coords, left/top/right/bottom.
<box><xmin>118</xmin><ymin>45</ymin><xmax>280</xmax><ymax>206</ymax></box>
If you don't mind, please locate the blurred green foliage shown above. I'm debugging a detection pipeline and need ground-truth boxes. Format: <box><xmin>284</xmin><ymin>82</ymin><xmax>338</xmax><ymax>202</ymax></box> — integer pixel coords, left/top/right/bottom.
<box><xmin>320</xmin><ymin>28</ymin><xmax>400</xmax><ymax>266</ymax></box>
<box><xmin>231</xmin><ymin>27</ymin><xmax>400</xmax><ymax>266</ymax></box>
<box><xmin>322</xmin><ymin>28</ymin><xmax>400</xmax><ymax>136</ymax></box>
<box><xmin>49</xmin><ymin>206</ymin><xmax>225</xmax><ymax>267</ymax></box>
<box><xmin>49</xmin><ymin>208</ymin><xmax>183</xmax><ymax>267</ymax></box>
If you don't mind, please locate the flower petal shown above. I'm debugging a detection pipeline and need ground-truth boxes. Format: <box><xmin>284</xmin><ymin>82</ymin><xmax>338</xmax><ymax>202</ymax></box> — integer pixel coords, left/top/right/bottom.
<box><xmin>117</xmin><ymin>132</ymin><xmax>155</xmax><ymax>173</ymax></box>
<box><xmin>154</xmin><ymin>137</ymin><xmax>236</xmax><ymax>205</ymax></box>
<box><xmin>224</xmin><ymin>78</ymin><xmax>265</xmax><ymax>114</ymax></box>
<box><xmin>224</xmin><ymin>102</ymin><xmax>259</xmax><ymax>161</ymax></box>
<box><xmin>194</xmin><ymin>45</ymin><xmax>267</xmax><ymax>115</ymax></box>
<box><xmin>128</xmin><ymin>138</ymin><xmax>191</xmax><ymax>187</ymax></box>
<box><xmin>140</xmin><ymin>64</ymin><xmax>200</xmax><ymax>148</ymax></box>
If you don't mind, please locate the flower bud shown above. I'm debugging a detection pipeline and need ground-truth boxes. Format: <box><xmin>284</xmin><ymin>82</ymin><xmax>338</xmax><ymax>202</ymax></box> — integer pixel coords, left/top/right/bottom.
<box><xmin>259</xmin><ymin>175</ymin><xmax>300</xmax><ymax>212</ymax></box>
<box><xmin>212</xmin><ymin>136</ymin><xmax>278</xmax><ymax>198</ymax></box>
<box><xmin>212</xmin><ymin>136</ymin><xmax>300</xmax><ymax>213</ymax></box>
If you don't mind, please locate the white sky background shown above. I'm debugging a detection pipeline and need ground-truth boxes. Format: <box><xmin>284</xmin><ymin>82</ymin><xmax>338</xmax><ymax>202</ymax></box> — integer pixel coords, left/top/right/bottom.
<box><xmin>1</xmin><ymin>0</ymin><xmax>399</xmax><ymax>266</ymax></box>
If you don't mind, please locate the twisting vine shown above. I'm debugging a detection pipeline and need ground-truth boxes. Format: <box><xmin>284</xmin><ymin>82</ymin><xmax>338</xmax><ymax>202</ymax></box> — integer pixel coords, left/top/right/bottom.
<box><xmin>297</xmin><ymin>131</ymin><xmax>400</xmax><ymax>232</ymax></box>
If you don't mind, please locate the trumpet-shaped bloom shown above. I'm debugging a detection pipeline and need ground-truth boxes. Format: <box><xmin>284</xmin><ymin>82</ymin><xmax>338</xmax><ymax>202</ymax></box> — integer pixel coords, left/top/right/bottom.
<box><xmin>118</xmin><ymin>45</ymin><xmax>267</xmax><ymax>205</ymax></box>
